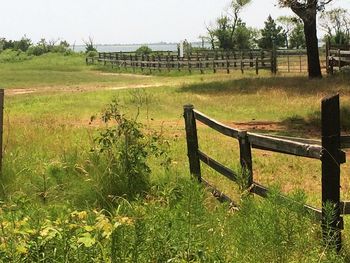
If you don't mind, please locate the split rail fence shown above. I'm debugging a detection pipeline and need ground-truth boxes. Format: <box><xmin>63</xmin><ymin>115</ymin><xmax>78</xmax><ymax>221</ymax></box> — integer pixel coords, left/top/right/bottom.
<box><xmin>184</xmin><ymin>94</ymin><xmax>350</xmax><ymax>252</ymax></box>
<box><xmin>326</xmin><ymin>42</ymin><xmax>350</xmax><ymax>74</ymax></box>
<box><xmin>88</xmin><ymin>49</ymin><xmax>330</xmax><ymax>74</ymax></box>
<box><xmin>87</xmin><ymin>50</ymin><xmax>276</xmax><ymax>74</ymax></box>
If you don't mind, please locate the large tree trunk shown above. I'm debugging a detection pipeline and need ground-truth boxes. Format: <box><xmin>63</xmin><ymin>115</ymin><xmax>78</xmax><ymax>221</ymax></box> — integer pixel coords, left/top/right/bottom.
<box><xmin>290</xmin><ymin>1</ymin><xmax>322</xmax><ymax>78</ymax></box>
<box><xmin>304</xmin><ymin>18</ymin><xmax>322</xmax><ymax>78</ymax></box>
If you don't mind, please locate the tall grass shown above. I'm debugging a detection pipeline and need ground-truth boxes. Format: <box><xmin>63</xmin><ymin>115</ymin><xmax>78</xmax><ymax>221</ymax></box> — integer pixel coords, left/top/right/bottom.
<box><xmin>1</xmin><ymin>55</ymin><xmax>350</xmax><ymax>261</ymax></box>
<box><xmin>0</xmin><ymin>177</ymin><xmax>345</xmax><ymax>262</ymax></box>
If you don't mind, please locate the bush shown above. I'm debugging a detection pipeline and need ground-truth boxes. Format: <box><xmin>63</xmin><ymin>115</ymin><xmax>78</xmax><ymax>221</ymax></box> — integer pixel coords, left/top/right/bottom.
<box><xmin>26</xmin><ymin>45</ymin><xmax>46</xmax><ymax>56</ymax></box>
<box><xmin>13</xmin><ymin>36</ymin><xmax>32</xmax><ymax>52</ymax></box>
<box><xmin>135</xmin><ymin>45</ymin><xmax>152</xmax><ymax>55</ymax></box>
<box><xmin>89</xmin><ymin>100</ymin><xmax>170</xmax><ymax>205</ymax></box>
<box><xmin>86</xmin><ymin>50</ymin><xmax>98</xmax><ymax>58</ymax></box>
<box><xmin>0</xmin><ymin>49</ymin><xmax>32</xmax><ymax>63</ymax></box>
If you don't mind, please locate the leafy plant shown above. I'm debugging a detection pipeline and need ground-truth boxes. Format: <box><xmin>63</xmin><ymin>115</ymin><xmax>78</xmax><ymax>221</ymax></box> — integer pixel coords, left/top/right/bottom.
<box><xmin>135</xmin><ymin>45</ymin><xmax>152</xmax><ymax>55</ymax></box>
<box><xmin>89</xmin><ymin>100</ymin><xmax>170</xmax><ymax>205</ymax></box>
<box><xmin>83</xmin><ymin>36</ymin><xmax>97</xmax><ymax>53</ymax></box>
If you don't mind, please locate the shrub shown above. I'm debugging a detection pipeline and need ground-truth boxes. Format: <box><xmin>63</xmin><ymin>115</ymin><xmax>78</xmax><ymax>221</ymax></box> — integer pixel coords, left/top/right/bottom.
<box><xmin>86</xmin><ymin>50</ymin><xmax>98</xmax><ymax>58</ymax></box>
<box><xmin>13</xmin><ymin>36</ymin><xmax>32</xmax><ymax>52</ymax></box>
<box><xmin>135</xmin><ymin>45</ymin><xmax>152</xmax><ymax>55</ymax></box>
<box><xmin>0</xmin><ymin>49</ymin><xmax>32</xmax><ymax>63</ymax></box>
<box><xmin>26</xmin><ymin>45</ymin><xmax>46</xmax><ymax>56</ymax></box>
<box><xmin>84</xmin><ymin>37</ymin><xmax>97</xmax><ymax>53</ymax></box>
<box><xmin>89</xmin><ymin>100</ymin><xmax>170</xmax><ymax>204</ymax></box>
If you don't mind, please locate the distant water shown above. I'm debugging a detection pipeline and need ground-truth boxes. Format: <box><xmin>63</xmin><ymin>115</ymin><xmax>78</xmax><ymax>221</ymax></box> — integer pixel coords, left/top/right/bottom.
<box><xmin>72</xmin><ymin>42</ymin><xmax>210</xmax><ymax>53</ymax></box>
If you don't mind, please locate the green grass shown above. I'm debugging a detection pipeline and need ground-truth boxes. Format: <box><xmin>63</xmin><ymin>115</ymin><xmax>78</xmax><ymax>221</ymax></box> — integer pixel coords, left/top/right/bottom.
<box><xmin>1</xmin><ymin>53</ymin><xmax>350</xmax><ymax>261</ymax></box>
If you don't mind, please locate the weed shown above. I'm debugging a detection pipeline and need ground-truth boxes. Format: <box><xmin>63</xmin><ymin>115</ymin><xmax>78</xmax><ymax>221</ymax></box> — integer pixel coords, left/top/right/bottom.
<box><xmin>89</xmin><ymin>100</ymin><xmax>170</xmax><ymax>206</ymax></box>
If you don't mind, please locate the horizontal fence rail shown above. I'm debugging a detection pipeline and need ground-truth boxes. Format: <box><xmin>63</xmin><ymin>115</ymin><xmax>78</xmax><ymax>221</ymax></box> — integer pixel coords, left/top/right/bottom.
<box><xmin>193</xmin><ymin>109</ymin><xmax>324</xmax><ymax>159</ymax></box>
<box><xmin>184</xmin><ymin>94</ymin><xmax>348</xmax><ymax>252</ymax></box>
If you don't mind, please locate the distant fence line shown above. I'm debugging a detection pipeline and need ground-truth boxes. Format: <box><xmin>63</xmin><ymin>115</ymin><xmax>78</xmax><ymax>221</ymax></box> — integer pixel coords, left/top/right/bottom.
<box><xmin>87</xmin><ymin>49</ymin><xmax>276</xmax><ymax>74</ymax></box>
<box><xmin>184</xmin><ymin>94</ymin><xmax>350</xmax><ymax>252</ymax></box>
<box><xmin>86</xmin><ymin>48</ymin><xmax>330</xmax><ymax>75</ymax></box>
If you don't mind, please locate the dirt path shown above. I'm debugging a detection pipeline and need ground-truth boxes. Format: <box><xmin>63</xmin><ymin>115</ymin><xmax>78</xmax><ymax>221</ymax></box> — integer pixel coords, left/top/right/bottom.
<box><xmin>6</xmin><ymin>83</ymin><xmax>168</xmax><ymax>96</ymax></box>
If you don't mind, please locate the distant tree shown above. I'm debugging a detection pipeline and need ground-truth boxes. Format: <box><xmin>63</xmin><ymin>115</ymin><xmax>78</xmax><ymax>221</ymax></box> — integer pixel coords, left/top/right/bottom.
<box><xmin>289</xmin><ymin>22</ymin><xmax>306</xmax><ymax>49</ymax></box>
<box><xmin>233</xmin><ymin>20</ymin><xmax>257</xmax><ymax>49</ymax></box>
<box><xmin>83</xmin><ymin>36</ymin><xmax>97</xmax><ymax>53</ymax></box>
<box><xmin>319</xmin><ymin>8</ymin><xmax>350</xmax><ymax>45</ymax></box>
<box><xmin>215</xmin><ymin>15</ymin><xmax>233</xmax><ymax>49</ymax></box>
<box><xmin>227</xmin><ymin>0</ymin><xmax>252</xmax><ymax>42</ymax></box>
<box><xmin>205</xmin><ymin>24</ymin><xmax>216</xmax><ymax>49</ymax></box>
<box><xmin>3</xmin><ymin>39</ymin><xmax>14</xmax><ymax>50</ymax></box>
<box><xmin>278</xmin><ymin>0</ymin><xmax>334</xmax><ymax>78</ymax></box>
<box><xmin>277</xmin><ymin>16</ymin><xmax>305</xmax><ymax>49</ymax></box>
<box><xmin>206</xmin><ymin>0</ymin><xmax>251</xmax><ymax>50</ymax></box>
<box><xmin>13</xmin><ymin>36</ymin><xmax>32</xmax><ymax>52</ymax></box>
<box><xmin>258</xmin><ymin>15</ymin><xmax>285</xmax><ymax>49</ymax></box>
<box><xmin>135</xmin><ymin>45</ymin><xmax>152</xmax><ymax>55</ymax></box>
<box><xmin>27</xmin><ymin>38</ymin><xmax>71</xmax><ymax>56</ymax></box>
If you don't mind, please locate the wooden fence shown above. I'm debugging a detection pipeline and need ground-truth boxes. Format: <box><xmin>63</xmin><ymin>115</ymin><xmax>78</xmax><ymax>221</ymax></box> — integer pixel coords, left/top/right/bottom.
<box><xmin>87</xmin><ymin>50</ymin><xmax>276</xmax><ymax>74</ymax></box>
<box><xmin>277</xmin><ymin>49</ymin><xmax>309</xmax><ymax>73</ymax></box>
<box><xmin>326</xmin><ymin>42</ymin><xmax>350</xmax><ymax>74</ymax></box>
<box><xmin>184</xmin><ymin>94</ymin><xmax>350</xmax><ymax>251</ymax></box>
<box><xmin>88</xmin><ymin>48</ymin><xmax>330</xmax><ymax>75</ymax></box>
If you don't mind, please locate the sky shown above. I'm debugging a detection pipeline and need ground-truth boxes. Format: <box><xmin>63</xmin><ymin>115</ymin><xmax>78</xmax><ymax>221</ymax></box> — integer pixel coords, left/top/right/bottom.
<box><xmin>0</xmin><ymin>0</ymin><xmax>349</xmax><ymax>45</ymax></box>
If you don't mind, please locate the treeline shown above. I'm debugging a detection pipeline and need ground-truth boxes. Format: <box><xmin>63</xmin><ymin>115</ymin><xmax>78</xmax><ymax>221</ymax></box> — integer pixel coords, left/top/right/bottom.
<box><xmin>0</xmin><ymin>36</ymin><xmax>72</xmax><ymax>56</ymax></box>
<box><xmin>205</xmin><ymin>1</ymin><xmax>350</xmax><ymax>51</ymax></box>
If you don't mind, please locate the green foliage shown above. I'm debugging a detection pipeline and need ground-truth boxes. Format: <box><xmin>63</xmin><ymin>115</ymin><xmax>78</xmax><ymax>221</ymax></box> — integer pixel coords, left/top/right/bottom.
<box><xmin>277</xmin><ymin>16</ymin><xmax>305</xmax><ymax>49</ymax></box>
<box><xmin>135</xmin><ymin>45</ymin><xmax>153</xmax><ymax>55</ymax></box>
<box><xmin>0</xmin><ymin>49</ymin><xmax>32</xmax><ymax>63</ymax></box>
<box><xmin>27</xmin><ymin>39</ymin><xmax>72</xmax><ymax>56</ymax></box>
<box><xmin>86</xmin><ymin>50</ymin><xmax>98</xmax><ymax>58</ymax></box>
<box><xmin>320</xmin><ymin>8</ymin><xmax>350</xmax><ymax>45</ymax></box>
<box><xmin>0</xmin><ymin>36</ymin><xmax>31</xmax><ymax>52</ymax></box>
<box><xmin>215</xmin><ymin>16</ymin><xmax>233</xmax><ymax>50</ymax></box>
<box><xmin>0</xmin><ymin>38</ymin><xmax>14</xmax><ymax>51</ymax></box>
<box><xmin>258</xmin><ymin>15</ymin><xmax>286</xmax><ymax>49</ymax></box>
<box><xmin>290</xmin><ymin>22</ymin><xmax>306</xmax><ymax>49</ymax></box>
<box><xmin>89</xmin><ymin>100</ymin><xmax>170</xmax><ymax>204</ymax></box>
<box><xmin>207</xmin><ymin>0</ymin><xmax>253</xmax><ymax>50</ymax></box>
<box><xmin>0</xmin><ymin>182</ymin><xmax>345</xmax><ymax>262</ymax></box>
<box><xmin>233</xmin><ymin>21</ymin><xmax>258</xmax><ymax>49</ymax></box>
<box><xmin>13</xmin><ymin>36</ymin><xmax>32</xmax><ymax>52</ymax></box>
<box><xmin>84</xmin><ymin>36</ymin><xmax>97</xmax><ymax>53</ymax></box>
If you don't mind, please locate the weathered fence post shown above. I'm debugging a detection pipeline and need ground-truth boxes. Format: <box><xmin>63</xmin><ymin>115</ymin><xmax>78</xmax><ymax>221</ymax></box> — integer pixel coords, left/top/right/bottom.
<box><xmin>261</xmin><ymin>50</ymin><xmax>265</xmax><ymax>67</ymax></box>
<box><xmin>183</xmin><ymin>105</ymin><xmax>201</xmax><ymax>181</ymax></box>
<box><xmin>271</xmin><ymin>45</ymin><xmax>277</xmax><ymax>74</ymax></box>
<box><xmin>249</xmin><ymin>51</ymin><xmax>253</xmax><ymax>67</ymax></box>
<box><xmin>321</xmin><ymin>94</ymin><xmax>342</xmax><ymax>252</ymax></box>
<box><xmin>226</xmin><ymin>55</ymin><xmax>230</xmax><ymax>74</ymax></box>
<box><xmin>238</xmin><ymin>131</ymin><xmax>253</xmax><ymax>188</ymax></box>
<box><xmin>326</xmin><ymin>40</ymin><xmax>330</xmax><ymax>74</ymax></box>
<box><xmin>0</xmin><ymin>89</ymin><xmax>3</xmax><ymax>172</ymax></box>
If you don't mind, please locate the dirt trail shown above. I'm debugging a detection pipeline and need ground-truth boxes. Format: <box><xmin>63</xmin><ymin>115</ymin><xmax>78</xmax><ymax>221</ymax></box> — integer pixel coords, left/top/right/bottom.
<box><xmin>6</xmin><ymin>83</ymin><xmax>166</xmax><ymax>96</ymax></box>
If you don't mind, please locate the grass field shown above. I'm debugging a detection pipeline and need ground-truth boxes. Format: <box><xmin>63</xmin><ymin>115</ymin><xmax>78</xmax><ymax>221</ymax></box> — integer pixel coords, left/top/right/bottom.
<box><xmin>1</xmin><ymin>53</ymin><xmax>350</xmax><ymax>262</ymax></box>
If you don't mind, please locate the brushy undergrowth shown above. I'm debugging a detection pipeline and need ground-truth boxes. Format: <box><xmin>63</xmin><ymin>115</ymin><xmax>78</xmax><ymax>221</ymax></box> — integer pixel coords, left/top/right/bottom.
<box><xmin>0</xmin><ymin>178</ymin><xmax>345</xmax><ymax>262</ymax></box>
<box><xmin>0</xmin><ymin>49</ymin><xmax>32</xmax><ymax>63</ymax></box>
<box><xmin>87</xmin><ymin>100</ymin><xmax>170</xmax><ymax>207</ymax></box>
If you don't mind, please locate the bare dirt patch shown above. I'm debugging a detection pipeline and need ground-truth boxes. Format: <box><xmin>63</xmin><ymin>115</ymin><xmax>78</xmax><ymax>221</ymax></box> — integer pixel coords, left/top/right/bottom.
<box><xmin>5</xmin><ymin>83</ymin><xmax>166</xmax><ymax>96</ymax></box>
<box><xmin>99</xmin><ymin>72</ymin><xmax>152</xmax><ymax>78</ymax></box>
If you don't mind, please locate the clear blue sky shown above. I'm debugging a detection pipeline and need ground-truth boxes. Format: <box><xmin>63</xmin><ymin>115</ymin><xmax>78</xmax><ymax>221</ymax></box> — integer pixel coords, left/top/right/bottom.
<box><xmin>0</xmin><ymin>0</ymin><xmax>348</xmax><ymax>45</ymax></box>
